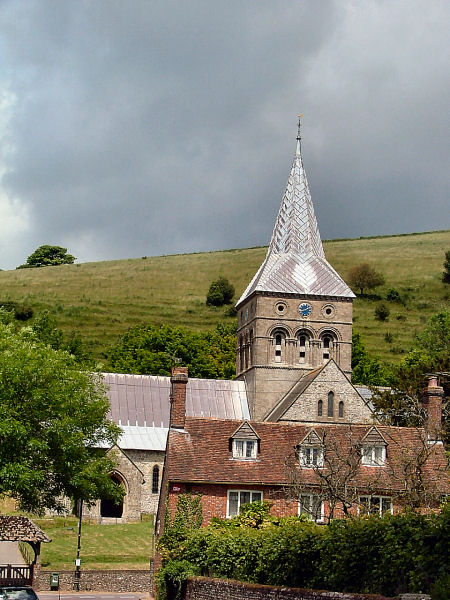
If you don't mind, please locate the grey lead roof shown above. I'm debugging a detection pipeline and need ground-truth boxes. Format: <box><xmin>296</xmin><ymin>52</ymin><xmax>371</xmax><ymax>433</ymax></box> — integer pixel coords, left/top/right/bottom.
<box><xmin>103</xmin><ymin>373</ymin><xmax>249</xmax><ymax>451</ymax></box>
<box><xmin>237</xmin><ymin>119</ymin><xmax>355</xmax><ymax>306</ymax></box>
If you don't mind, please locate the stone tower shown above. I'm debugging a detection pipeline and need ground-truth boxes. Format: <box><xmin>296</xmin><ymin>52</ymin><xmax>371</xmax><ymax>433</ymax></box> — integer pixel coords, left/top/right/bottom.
<box><xmin>236</xmin><ymin>118</ymin><xmax>355</xmax><ymax>421</ymax></box>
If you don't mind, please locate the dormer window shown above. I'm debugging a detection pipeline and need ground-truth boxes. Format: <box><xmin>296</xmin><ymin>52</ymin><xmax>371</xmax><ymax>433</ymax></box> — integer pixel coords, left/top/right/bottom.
<box><xmin>362</xmin><ymin>445</ymin><xmax>386</xmax><ymax>466</ymax></box>
<box><xmin>299</xmin><ymin>445</ymin><xmax>324</xmax><ymax>467</ymax></box>
<box><xmin>233</xmin><ymin>439</ymin><xmax>257</xmax><ymax>459</ymax></box>
<box><xmin>298</xmin><ymin>429</ymin><xmax>324</xmax><ymax>468</ymax></box>
<box><xmin>361</xmin><ymin>427</ymin><xmax>388</xmax><ymax>466</ymax></box>
<box><xmin>230</xmin><ymin>421</ymin><xmax>260</xmax><ymax>461</ymax></box>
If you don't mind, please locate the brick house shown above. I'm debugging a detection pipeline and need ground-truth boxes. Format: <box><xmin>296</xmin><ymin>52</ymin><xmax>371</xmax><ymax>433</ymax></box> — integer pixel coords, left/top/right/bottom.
<box><xmin>156</xmin><ymin>370</ymin><xmax>448</xmax><ymax>530</ymax></box>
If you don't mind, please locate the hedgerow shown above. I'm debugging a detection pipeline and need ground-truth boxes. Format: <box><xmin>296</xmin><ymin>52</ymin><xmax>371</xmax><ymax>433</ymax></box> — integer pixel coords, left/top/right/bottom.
<box><xmin>157</xmin><ymin>502</ymin><xmax>450</xmax><ymax>598</ymax></box>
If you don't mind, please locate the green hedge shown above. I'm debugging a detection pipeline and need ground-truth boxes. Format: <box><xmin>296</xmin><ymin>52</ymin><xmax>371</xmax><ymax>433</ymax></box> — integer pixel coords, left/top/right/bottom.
<box><xmin>159</xmin><ymin>506</ymin><xmax>450</xmax><ymax>598</ymax></box>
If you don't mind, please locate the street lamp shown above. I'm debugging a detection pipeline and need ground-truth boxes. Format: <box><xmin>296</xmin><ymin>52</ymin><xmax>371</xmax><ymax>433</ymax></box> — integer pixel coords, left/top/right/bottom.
<box><xmin>74</xmin><ymin>499</ymin><xmax>83</xmax><ymax>591</ymax></box>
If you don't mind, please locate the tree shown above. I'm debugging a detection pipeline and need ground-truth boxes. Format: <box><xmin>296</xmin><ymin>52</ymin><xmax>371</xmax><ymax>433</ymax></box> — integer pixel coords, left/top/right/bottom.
<box><xmin>17</xmin><ymin>245</ymin><xmax>76</xmax><ymax>269</ymax></box>
<box><xmin>351</xmin><ymin>331</ymin><xmax>392</xmax><ymax>385</ymax></box>
<box><xmin>206</xmin><ymin>277</ymin><xmax>235</xmax><ymax>306</ymax></box>
<box><xmin>347</xmin><ymin>263</ymin><xmax>385</xmax><ymax>295</ymax></box>
<box><xmin>0</xmin><ymin>322</ymin><xmax>122</xmax><ymax>513</ymax></box>
<box><xmin>107</xmin><ymin>322</ymin><xmax>237</xmax><ymax>379</ymax></box>
<box><xmin>443</xmin><ymin>250</ymin><xmax>450</xmax><ymax>284</ymax></box>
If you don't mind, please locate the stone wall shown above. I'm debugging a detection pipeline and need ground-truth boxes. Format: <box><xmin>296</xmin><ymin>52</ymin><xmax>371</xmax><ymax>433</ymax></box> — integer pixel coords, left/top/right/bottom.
<box><xmin>183</xmin><ymin>577</ymin><xmax>392</xmax><ymax>600</ymax></box>
<box><xmin>35</xmin><ymin>569</ymin><xmax>151</xmax><ymax>593</ymax></box>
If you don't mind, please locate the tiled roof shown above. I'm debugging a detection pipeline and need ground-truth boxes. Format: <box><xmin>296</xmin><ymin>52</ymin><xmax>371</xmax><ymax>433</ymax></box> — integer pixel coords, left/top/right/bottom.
<box><xmin>103</xmin><ymin>373</ymin><xmax>249</xmax><ymax>451</ymax></box>
<box><xmin>166</xmin><ymin>417</ymin><xmax>449</xmax><ymax>494</ymax></box>
<box><xmin>0</xmin><ymin>516</ymin><xmax>51</xmax><ymax>542</ymax></box>
<box><xmin>237</xmin><ymin>122</ymin><xmax>354</xmax><ymax>306</ymax></box>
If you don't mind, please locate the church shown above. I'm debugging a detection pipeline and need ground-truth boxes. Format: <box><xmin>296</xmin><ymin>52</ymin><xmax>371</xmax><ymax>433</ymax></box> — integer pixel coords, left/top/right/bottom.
<box><xmin>87</xmin><ymin>119</ymin><xmax>447</xmax><ymax>524</ymax></box>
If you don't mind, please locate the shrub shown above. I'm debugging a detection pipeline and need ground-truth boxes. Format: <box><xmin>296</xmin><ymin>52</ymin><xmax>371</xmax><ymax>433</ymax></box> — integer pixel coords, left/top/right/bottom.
<box><xmin>375</xmin><ymin>304</ymin><xmax>390</xmax><ymax>321</ymax></box>
<box><xmin>14</xmin><ymin>305</ymin><xmax>34</xmax><ymax>321</ymax></box>
<box><xmin>206</xmin><ymin>277</ymin><xmax>235</xmax><ymax>306</ymax></box>
<box><xmin>384</xmin><ymin>332</ymin><xmax>393</xmax><ymax>343</ymax></box>
<box><xmin>156</xmin><ymin>559</ymin><xmax>199</xmax><ymax>600</ymax></box>
<box><xmin>442</xmin><ymin>250</ymin><xmax>450</xmax><ymax>284</ymax></box>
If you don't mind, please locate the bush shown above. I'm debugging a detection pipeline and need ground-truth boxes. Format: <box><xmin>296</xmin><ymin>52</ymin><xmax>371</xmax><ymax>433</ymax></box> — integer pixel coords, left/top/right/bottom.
<box><xmin>14</xmin><ymin>305</ymin><xmax>34</xmax><ymax>321</ymax></box>
<box><xmin>156</xmin><ymin>559</ymin><xmax>199</xmax><ymax>600</ymax></box>
<box><xmin>386</xmin><ymin>288</ymin><xmax>406</xmax><ymax>304</ymax></box>
<box><xmin>375</xmin><ymin>304</ymin><xmax>390</xmax><ymax>321</ymax></box>
<box><xmin>206</xmin><ymin>277</ymin><xmax>235</xmax><ymax>306</ymax></box>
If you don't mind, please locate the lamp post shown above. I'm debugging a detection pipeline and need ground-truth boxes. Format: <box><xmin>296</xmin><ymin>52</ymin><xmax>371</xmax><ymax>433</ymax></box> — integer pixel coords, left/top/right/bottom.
<box><xmin>74</xmin><ymin>499</ymin><xmax>83</xmax><ymax>591</ymax></box>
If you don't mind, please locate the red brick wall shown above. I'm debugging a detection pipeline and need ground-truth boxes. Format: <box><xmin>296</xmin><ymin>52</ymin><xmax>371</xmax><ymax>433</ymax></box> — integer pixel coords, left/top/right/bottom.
<box><xmin>167</xmin><ymin>483</ymin><xmax>298</xmax><ymax>525</ymax></box>
<box><xmin>183</xmin><ymin>577</ymin><xmax>392</xmax><ymax>600</ymax></box>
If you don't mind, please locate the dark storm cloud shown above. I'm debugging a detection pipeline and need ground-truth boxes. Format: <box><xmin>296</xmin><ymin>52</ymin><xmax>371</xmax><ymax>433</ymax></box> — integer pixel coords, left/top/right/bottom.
<box><xmin>0</xmin><ymin>0</ymin><xmax>448</xmax><ymax>269</ymax></box>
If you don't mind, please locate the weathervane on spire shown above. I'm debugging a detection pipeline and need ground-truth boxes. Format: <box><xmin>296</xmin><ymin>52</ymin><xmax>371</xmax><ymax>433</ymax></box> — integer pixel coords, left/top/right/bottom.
<box><xmin>296</xmin><ymin>113</ymin><xmax>303</xmax><ymax>155</ymax></box>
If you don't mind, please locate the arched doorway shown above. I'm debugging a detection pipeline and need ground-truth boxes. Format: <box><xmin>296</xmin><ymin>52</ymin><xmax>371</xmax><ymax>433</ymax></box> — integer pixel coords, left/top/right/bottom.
<box><xmin>100</xmin><ymin>474</ymin><xmax>124</xmax><ymax>518</ymax></box>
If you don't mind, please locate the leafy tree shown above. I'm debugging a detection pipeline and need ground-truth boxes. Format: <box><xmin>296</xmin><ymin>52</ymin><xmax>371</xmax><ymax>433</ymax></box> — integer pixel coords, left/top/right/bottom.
<box><xmin>17</xmin><ymin>245</ymin><xmax>76</xmax><ymax>269</ymax></box>
<box><xmin>206</xmin><ymin>276</ymin><xmax>235</xmax><ymax>306</ymax></box>
<box><xmin>443</xmin><ymin>250</ymin><xmax>450</xmax><ymax>284</ymax></box>
<box><xmin>0</xmin><ymin>322</ymin><xmax>122</xmax><ymax>513</ymax></box>
<box><xmin>351</xmin><ymin>332</ymin><xmax>392</xmax><ymax>385</ymax></box>
<box><xmin>347</xmin><ymin>263</ymin><xmax>385</xmax><ymax>295</ymax></box>
<box><xmin>108</xmin><ymin>322</ymin><xmax>237</xmax><ymax>379</ymax></box>
<box><xmin>371</xmin><ymin>311</ymin><xmax>450</xmax><ymax>442</ymax></box>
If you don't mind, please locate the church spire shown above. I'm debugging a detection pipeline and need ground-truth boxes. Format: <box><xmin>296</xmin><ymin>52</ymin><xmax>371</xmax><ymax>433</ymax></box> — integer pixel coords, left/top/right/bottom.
<box><xmin>237</xmin><ymin>117</ymin><xmax>354</xmax><ymax>306</ymax></box>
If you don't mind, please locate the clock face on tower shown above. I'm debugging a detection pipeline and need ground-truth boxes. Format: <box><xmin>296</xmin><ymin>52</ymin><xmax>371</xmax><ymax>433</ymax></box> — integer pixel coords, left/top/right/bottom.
<box><xmin>299</xmin><ymin>303</ymin><xmax>312</xmax><ymax>317</ymax></box>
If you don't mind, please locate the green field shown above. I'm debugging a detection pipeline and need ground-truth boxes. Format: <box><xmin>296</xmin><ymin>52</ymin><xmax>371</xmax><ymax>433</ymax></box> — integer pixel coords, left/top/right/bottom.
<box><xmin>34</xmin><ymin>517</ymin><xmax>154</xmax><ymax>570</ymax></box>
<box><xmin>0</xmin><ymin>230</ymin><xmax>448</xmax><ymax>365</ymax></box>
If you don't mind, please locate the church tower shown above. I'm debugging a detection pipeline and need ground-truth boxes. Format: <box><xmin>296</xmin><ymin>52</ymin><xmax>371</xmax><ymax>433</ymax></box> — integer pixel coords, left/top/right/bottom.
<box><xmin>236</xmin><ymin>118</ymin><xmax>355</xmax><ymax>421</ymax></box>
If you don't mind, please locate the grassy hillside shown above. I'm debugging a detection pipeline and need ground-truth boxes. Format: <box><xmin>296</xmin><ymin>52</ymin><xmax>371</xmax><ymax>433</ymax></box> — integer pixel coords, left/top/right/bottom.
<box><xmin>0</xmin><ymin>230</ymin><xmax>448</xmax><ymax>366</ymax></box>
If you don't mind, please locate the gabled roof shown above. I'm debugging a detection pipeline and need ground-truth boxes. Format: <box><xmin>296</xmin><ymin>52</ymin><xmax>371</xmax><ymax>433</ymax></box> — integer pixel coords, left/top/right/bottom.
<box><xmin>165</xmin><ymin>418</ymin><xmax>449</xmax><ymax>494</ymax></box>
<box><xmin>361</xmin><ymin>426</ymin><xmax>388</xmax><ymax>446</ymax></box>
<box><xmin>231</xmin><ymin>421</ymin><xmax>260</xmax><ymax>440</ymax></box>
<box><xmin>237</xmin><ymin>120</ymin><xmax>355</xmax><ymax>306</ymax></box>
<box><xmin>299</xmin><ymin>428</ymin><xmax>323</xmax><ymax>446</ymax></box>
<box><xmin>0</xmin><ymin>516</ymin><xmax>51</xmax><ymax>542</ymax></box>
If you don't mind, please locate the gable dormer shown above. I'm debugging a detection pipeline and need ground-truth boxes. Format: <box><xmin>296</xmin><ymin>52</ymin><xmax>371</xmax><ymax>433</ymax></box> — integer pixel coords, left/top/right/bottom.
<box><xmin>297</xmin><ymin>428</ymin><xmax>324</xmax><ymax>468</ymax></box>
<box><xmin>230</xmin><ymin>421</ymin><xmax>260</xmax><ymax>460</ymax></box>
<box><xmin>361</xmin><ymin>427</ymin><xmax>388</xmax><ymax>466</ymax></box>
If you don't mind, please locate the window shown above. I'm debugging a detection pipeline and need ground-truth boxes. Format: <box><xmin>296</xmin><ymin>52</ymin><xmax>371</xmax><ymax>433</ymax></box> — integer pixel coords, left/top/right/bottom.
<box><xmin>299</xmin><ymin>494</ymin><xmax>324</xmax><ymax>522</ymax></box>
<box><xmin>232</xmin><ymin>439</ymin><xmax>257</xmax><ymax>459</ymax></box>
<box><xmin>299</xmin><ymin>445</ymin><xmax>324</xmax><ymax>467</ymax></box>
<box><xmin>272</xmin><ymin>329</ymin><xmax>288</xmax><ymax>363</ymax></box>
<box><xmin>338</xmin><ymin>400</ymin><xmax>344</xmax><ymax>418</ymax></box>
<box><xmin>317</xmin><ymin>399</ymin><xmax>323</xmax><ymax>417</ymax></box>
<box><xmin>297</xmin><ymin>332</ymin><xmax>310</xmax><ymax>364</ymax></box>
<box><xmin>227</xmin><ymin>490</ymin><xmax>263</xmax><ymax>517</ymax></box>
<box><xmin>321</xmin><ymin>334</ymin><xmax>335</xmax><ymax>362</ymax></box>
<box><xmin>359</xmin><ymin>495</ymin><xmax>392</xmax><ymax>517</ymax></box>
<box><xmin>152</xmin><ymin>465</ymin><xmax>159</xmax><ymax>494</ymax></box>
<box><xmin>362</xmin><ymin>445</ymin><xmax>386</xmax><ymax>466</ymax></box>
<box><xmin>327</xmin><ymin>391</ymin><xmax>334</xmax><ymax>417</ymax></box>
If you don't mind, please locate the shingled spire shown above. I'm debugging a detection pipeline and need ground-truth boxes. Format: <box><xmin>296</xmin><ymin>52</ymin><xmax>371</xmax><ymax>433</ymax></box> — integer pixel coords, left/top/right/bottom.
<box><xmin>237</xmin><ymin>117</ymin><xmax>354</xmax><ymax>306</ymax></box>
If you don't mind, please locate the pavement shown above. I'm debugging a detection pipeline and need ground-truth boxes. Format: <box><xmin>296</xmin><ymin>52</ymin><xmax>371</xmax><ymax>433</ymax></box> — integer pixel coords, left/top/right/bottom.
<box><xmin>0</xmin><ymin>542</ymin><xmax>26</xmax><ymax>565</ymax></box>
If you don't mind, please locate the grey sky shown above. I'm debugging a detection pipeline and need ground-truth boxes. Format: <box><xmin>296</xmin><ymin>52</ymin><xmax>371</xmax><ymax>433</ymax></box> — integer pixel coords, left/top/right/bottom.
<box><xmin>0</xmin><ymin>0</ymin><xmax>449</xmax><ymax>270</ymax></box>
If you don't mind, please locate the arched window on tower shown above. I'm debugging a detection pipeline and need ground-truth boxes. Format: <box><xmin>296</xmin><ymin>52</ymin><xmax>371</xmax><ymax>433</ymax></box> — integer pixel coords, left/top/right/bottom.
<box><xmin>272</xmin><ymin>329</ymin><xmax>288</xmax><ymax>363</ymax></box>
<box><xmin>239</xmin><ymin>335</ymin><xmax>244</xmax><ymax>372</ymax></box>
<box><xmin>327</xmin><ymin>391</ymin><xmax>334</xmax><ymax>417</ymax></box>
<box><xmin>249</xmin><ymin>329</ymin><xmax>253</xmax><ymax>366</ymax></box>
<box><xmin>297</xmin><ymin>331</ymin><xmax>311</xmax><ymax>364</ymax></box>
<box><xmin>244</xmin><ymin>333</ymin><xmax>249</xmax><ymax>370</ymax></box>
<box><xmin>321</xmin><ymin>333</ymin><xmax>336</xmax><ymax>363</ymax></box>
<box><xmin>152</xmin><ymin>465</ymin><xmax>160</xmax><ymax>494</ymax></box>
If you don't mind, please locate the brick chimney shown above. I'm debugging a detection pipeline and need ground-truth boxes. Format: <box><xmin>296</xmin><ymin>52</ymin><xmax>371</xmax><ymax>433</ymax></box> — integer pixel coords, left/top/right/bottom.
<box><xmin>170</xmin><ymin>366</ymin><xmax>188</xmax><ymax>429</ymax></box>
<box><xmin>422</xmin><ymin>375</ymin><xmax>444</xmax><ymax>440</ymax></box>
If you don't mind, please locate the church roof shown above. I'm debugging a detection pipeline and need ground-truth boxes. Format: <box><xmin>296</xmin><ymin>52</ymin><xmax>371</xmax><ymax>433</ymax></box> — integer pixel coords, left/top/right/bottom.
<box><xmin>103</xmin><ymin>373</ymin><xmax>249</xmax><ymax>450</ymax></box>
<box><xmin>237</xmin><ymin>119</ymin><xmax>355</xmax><ymax>306</ymax></box>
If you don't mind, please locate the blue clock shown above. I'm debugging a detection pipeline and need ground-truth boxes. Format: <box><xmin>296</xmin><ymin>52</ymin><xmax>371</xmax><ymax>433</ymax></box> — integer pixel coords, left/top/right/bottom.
<box><xmin>299</xmin><ymin>303</ymin><xmax>312</xmax><ymax>317</ymax></box>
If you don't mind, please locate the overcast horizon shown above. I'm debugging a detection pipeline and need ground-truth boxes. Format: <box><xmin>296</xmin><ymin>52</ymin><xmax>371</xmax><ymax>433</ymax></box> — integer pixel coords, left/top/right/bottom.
<box><xmin>1</xmin><ymin>0</ymin><xmax>449</xmax><ymax>271</ymax></box>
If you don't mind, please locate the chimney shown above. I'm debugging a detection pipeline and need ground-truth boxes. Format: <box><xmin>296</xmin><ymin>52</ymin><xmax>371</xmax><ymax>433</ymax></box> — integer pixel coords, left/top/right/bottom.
<box><xmin>170</xmin><ymin>366</ymin><xmax>188</xmax><ymax>429</ymax></box>
<box><xmin>422</xmin><ymin>375</ymin><xmax>444</xmax><ymax>440</ymax></box>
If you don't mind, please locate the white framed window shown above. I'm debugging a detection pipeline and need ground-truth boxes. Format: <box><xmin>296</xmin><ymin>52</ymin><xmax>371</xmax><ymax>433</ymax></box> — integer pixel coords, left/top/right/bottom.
<box><xmin>227</xmin><ymin>490</ymin><xmax>263</xmax><ymax>517</ymax></box>
<box><xmin>298</xmin><ymin>494</ymin><xmax>324</xmax><ymax>522</ymax></box>
<box><xmin>299</xmin><ymin>445</ymin><xmax>324</xmax><ymax>468</ymax></box>
<box><xmin>232</xmin><ymin>439</ymin><xmax>257</xmax><ymax>459</ymax></box>
<box><xmin>359</xmin><ymin>495</ymin><xmax>392</xmax><ymax>517</ymax></box>
<box><xmin>362</xmin><ymin>445</ymin><xmax>386</xmax><ymax>466</ymax></box>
